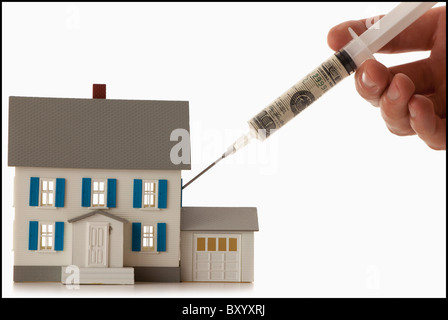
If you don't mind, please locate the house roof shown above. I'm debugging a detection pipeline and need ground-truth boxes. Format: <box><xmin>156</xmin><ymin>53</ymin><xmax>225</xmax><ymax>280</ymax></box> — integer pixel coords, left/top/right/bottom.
<box><xmin>8</xmin><ymin>96</ymin><xmax>191</xmax><ymax>170</ymax></box>
<box><xmin>68</xmin><ymin>210</ymin><xmax>129</xmax><ymax>223</ymax></box>
<box><xmin>181</xmin><ymin>207</ymin><xmax>259</xmax><ymax>231</ymax></box>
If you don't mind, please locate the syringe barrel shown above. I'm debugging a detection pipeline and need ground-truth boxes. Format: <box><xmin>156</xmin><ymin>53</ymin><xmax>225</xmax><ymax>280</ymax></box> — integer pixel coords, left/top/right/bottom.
<box><xmin>248</xmin><ymin>2</ymin><xmax>437</xmax><ymax>140</ymax></box>
<box><xmin>248</xmin><ymin>50</ymin><xmax>357</xmax><ymax>139</ymax></box>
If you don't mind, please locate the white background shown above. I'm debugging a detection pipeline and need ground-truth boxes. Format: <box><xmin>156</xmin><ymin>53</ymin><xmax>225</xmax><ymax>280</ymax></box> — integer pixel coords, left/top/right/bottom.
<box><xmin>2</xmin><ymin>2</ymin><xmax>446</xmax><ymax>297</ymax></box>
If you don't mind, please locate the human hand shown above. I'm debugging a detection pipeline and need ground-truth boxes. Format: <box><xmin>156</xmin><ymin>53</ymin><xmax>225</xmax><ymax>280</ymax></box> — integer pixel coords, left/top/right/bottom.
<box><xmin>327</xmin><ymin>6</ymin><xmax>446</xmax><ymax>150</ymax></box>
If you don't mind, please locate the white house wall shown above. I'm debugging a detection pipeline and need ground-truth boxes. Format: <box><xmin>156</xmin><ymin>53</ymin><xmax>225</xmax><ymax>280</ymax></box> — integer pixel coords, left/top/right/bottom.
<box><xmin>180</xmin><ymin>231</ymin><xmax>255</xmax><ymax>282</ymax></box>
<box><xmin>240</xmin><ymin>232</ymin><xmax>254</xmax><ymax>282</ymax></box>
<box><xmin>13</xmin><ymin>167</ymin><xmax>181</xmax><ymax>268</ymax></box>
<box><xmin>180</xmin><ymin>231</ymin><xmax>193</xmax><ymax>281</ymax></box>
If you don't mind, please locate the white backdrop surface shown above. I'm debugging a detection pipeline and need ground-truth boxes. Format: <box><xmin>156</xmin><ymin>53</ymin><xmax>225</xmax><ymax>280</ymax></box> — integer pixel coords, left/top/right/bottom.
<box><xmin>2</xmin><ymin>2</ymin><xmax>446</xmax><ymax>297</ymax></box>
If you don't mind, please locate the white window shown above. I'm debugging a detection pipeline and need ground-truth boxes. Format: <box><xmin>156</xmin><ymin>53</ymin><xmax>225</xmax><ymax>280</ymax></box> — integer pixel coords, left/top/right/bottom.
<box><xmin>40</xmin><ymin>178</ymin><xmax>55</xmax><ymax>207</ymax></box>
<box><xmin>39</xmin><ymin>222</ymin><xmax>54</xmax><ymax>251</ymax></box>
<box><xmin>92</xmin><ymin>179</ymin><xmax>106</xmax><ymax>207</ymax></box>
<box><xmin>142</xmin><ymin>225</ymin><xmax>155</xmax><ymax>252</ymax></box>
<box><xmin>143</xmin><ymin>180</ymin><xmax>158</xmax><ymax>208</ymax></box>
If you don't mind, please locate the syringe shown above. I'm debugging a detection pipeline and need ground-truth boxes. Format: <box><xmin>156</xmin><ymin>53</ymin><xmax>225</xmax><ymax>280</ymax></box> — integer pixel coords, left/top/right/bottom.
<box><xmin>182</xmin><ymin>2</ymin><xmax>437</xmax><ymax>190</ymax></box>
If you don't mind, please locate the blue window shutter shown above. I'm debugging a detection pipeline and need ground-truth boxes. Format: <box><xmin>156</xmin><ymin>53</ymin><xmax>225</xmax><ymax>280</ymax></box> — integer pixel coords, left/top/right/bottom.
<box><xmin>54</xmin><ymin>222</ymin><xmax>64</xmax><ymax>251</ymax></box>
<box><xmin>29</xmin><ymin>177</ymin><xmax>39</xmax><ymax>206</ymax></box>
<box><xmin>81</xmin><ymin>178</ymin><xmax>91</xmax><ymax>207</ymax></box>
<box><xmin>55</xmin><ymin>178</ymin><xmax>65</xmax><ymax>207</ymax></box>
<box><xmin>28</xmin><ymin>221</ymin><xmax>38</xmax><ymax>250</ymax></box>
<box><xmin>133</xmin><ymin>179</ymin><xmax>142</xmax><ymax>208</ymax></box>
<box><xmin>158</xmin><ymin>179</ymin><xmax>168</xmax><ymax>209</ymax></box>
<box><xmin>107</xmin><ymin>178</ymin><xmax>117</xmax><ymax>208</ymax></box>
<box><xmin>157</xmin><ymin>223</ymin><xmax>166</xmax><ymax>252</ymax></box>
<box><xmin>132</xmin><ymin>222</ymin><xmax>141</xmax><ymax>251</ymax></box>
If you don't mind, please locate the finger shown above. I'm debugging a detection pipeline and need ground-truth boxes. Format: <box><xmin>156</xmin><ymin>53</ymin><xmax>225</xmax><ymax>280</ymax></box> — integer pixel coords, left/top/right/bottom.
<box><xmin>379</xmin><ymin>73</ymin><xmax>416</xmax><ymax>136</ymax></box>
<box><xmin>354</xmin><ymin>59</ymin><xmax>392</xmax><ymax>107</ymax></box>
<box><xmin>327</xmin><ymin>20</ymin><xmax>367</xmax><ymax>52</ymax></box>
<box><xmin>388</xmin><ymin>59</ymin><xmax>434</xmax><ymax>95</ymax></box>
<box><xmin>378</xmin><ymin>6</ymin><xmax>443</xmax><ymax>53</ymax></box>
<box><xmin>327</xmin><ymin>6</ymin><xmax>443</xmax><ymax>53</ymax></box>
<box><xmin>409</xmin><ymin>94</ymin><xmax>447</xmax><ymax>150</ymax></box>
<box><xmin>425</xmin><ymin>93</ymin><xmax>447</xmax><ymax>119</ymax></box>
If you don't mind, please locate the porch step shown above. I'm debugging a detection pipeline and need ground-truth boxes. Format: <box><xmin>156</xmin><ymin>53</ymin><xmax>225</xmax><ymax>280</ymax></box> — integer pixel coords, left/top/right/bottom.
<box><xmin>61</xmin><ymin>267</ymin><xmax>134</xmax><ymax>285</ymax></box>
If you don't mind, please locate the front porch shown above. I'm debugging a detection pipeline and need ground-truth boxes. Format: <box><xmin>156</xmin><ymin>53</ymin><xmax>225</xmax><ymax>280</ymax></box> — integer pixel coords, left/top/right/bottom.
<box><xmin>65</xmin><ymin>210</ymin><xmax>132</xmax><ymax>284</ymax></box>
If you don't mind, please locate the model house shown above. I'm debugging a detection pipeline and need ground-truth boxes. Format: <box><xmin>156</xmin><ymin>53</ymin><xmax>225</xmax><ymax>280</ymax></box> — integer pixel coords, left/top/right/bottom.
<box><xmin>8</xmin><ymin>84</ymin><xmax>258</xmax><ymax>284</ymax></box>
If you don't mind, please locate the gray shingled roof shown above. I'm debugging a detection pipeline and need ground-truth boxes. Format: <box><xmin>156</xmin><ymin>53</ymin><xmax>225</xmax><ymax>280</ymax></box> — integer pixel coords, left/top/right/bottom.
<box><xmin>181</xmin><ymin>207</ymin><xmax>259</xmax><ymax>231</ymax></box>
<box><xmin>8</xmin><ymin>96</ymin><xmax>191</xmax><ymax>170</ymax></box>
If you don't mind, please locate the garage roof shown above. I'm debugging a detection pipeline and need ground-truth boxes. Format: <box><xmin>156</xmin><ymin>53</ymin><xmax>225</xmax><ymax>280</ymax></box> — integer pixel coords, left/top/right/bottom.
<box><xmin>181</xmin><ymin>207</ymin><xmax>259</xmax><ymax>231</ymax></box>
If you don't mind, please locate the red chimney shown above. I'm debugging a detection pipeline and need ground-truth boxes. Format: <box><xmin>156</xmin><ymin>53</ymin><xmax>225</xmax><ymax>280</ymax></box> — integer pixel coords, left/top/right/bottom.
<box><xmin>93</xmin><ymin>84</ymin><xmax>106</xmax><ymax>99</ymax></box>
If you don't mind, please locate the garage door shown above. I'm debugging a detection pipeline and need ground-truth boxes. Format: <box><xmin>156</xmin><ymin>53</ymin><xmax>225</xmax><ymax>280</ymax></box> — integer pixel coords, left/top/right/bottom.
<box><xmin>193</xmin><ymin>234</ymin><xmax>241</xmax><ymax>282</ymax></box>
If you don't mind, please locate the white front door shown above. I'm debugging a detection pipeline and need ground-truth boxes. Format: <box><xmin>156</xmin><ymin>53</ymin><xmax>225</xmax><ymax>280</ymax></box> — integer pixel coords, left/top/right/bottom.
<box><xmin>193</xmin><ymin>234</ymin><xmax>241</xmax><ymax>282</ymax></box>
<box><xmin>87</xmin><ymin>222</ymin><xmax>109</xmax><ymax>267</ymax></box>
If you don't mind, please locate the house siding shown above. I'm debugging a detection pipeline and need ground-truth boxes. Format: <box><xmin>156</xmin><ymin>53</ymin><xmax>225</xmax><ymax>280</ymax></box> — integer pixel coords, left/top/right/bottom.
<box><xmin>180</xmin><ymin>231</ymin><xmax>193</xmax><ymax>281</ymax></box>
<box><xmin>13</xmin><ymin>167</ymin><xmax>181</xmax><ymax>269</ymax></box>
<box><xmin>241</xmin><ymin>232</ymin><xmax>255</xmax><ymax>282</ymax></box>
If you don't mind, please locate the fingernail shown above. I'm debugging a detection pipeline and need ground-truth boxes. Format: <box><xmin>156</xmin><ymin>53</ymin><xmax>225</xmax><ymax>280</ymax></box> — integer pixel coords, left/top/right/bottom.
<box><xmin>361</xmin><ymin>71</ymin><xmax>376</xmax><ymax>88</ymax></box>
<box><xmin>387</xmin><ymin>83</ymin><xmax>400</xmax><ymax>101</ymax></box>
<box><xmin>409</xmin><ymin>104</ymin><xmax>417</xmax><ymax>118</ymax></box>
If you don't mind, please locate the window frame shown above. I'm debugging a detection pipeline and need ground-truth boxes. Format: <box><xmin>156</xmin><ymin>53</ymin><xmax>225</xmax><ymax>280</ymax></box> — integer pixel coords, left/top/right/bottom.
<box><xmin>195</xmin><ymin>234</ymin><xmax>239</xmax><ymax>252</ymax></box>
<box><xmin>39</xmin><ymin>178</ymin><xmax>56</xmax><ymax>208</ymax></box>
<box><xmin>141</xmin><ymin>180</ymin><xmax>159</xmax><ymax>210</ymax></box>
<box><xmin>91</xmin><ymin>179</ymin><xmax>108</xmax><ymax>208</ymax></box>
<box><xmin>142</xmin><ymin>224</ymin><xmax>156</xmax><ymax>252</ymax></box>
<box><xmin>38</xmin><ymin>221</ymin><xmax>55</xmax><ymax>252</ymax></box>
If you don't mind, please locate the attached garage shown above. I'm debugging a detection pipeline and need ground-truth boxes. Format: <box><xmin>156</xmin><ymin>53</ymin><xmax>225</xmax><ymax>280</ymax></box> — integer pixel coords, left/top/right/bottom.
<box><xmin>180</xmin><ymin>207</ymin><xmax>259</xmax><ymax>282</ymax></box>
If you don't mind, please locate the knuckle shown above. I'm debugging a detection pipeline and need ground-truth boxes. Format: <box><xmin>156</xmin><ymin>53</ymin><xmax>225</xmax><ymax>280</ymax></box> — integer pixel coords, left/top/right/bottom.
<box><xmin>385</xmin><ymin>123</ymin><xmax>414</xmax><ymax>136</ymax></box>
<box><xmin>413</xmin><ymin>118</ymin><xmax>437</xmax><ymax>138</ymax></box>
<box><xmin>355</xmin><ymin>80</ymin><xmax>381</xmax><ymax>101</ymax></box>
<box><xmin>380</xmin><ymin>97</ymin><xmax>404</xmax><ymax>122</ymax></box>
<box><xmin>428</xmin><ymin>143</ymin><xmax>445</xmax><ymax>151</ymax></box>
<box><xmin>380</xmin><ymin>104</ymin><xmax>394</xmax><ymax>121</ymax></box>
<box><xmin>367</xmin><ymin>98</ymin><xmax>380</xmax><ymax>107</ymax></box>
<box><xmin>355</xmin><ymin>81</ymin><xmax>380</xmax><ymax>107</ymax></box>
<box><xmin>423</xmin><ymin>133</ymin><xmax>446</xmax><ymax>150</ymax></box>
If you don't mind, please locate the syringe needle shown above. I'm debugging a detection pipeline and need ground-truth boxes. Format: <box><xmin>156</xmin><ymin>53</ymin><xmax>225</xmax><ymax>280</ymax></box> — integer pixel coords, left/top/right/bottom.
<box><xmin>182</xmin><ymin>152</ymin><xmax>228</xmax><ymax>190</ymax></box>
<box><xmin>182</xmin><ymin>131</ymin><xmax>255</xmax><ymax>189</ymax></box>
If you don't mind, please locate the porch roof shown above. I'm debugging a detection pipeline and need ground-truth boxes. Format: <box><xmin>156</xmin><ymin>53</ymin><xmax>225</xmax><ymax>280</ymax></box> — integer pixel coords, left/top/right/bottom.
<box><xmin>67</xmin><ymin>210</ymin><xmax>129</xmax><ymax>224</ymax></box>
